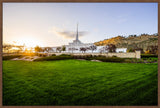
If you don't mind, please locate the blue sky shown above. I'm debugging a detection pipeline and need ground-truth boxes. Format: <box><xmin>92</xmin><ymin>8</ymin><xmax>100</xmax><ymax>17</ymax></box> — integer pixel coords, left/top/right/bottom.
<box><xmin>3</xmin><ymin>3</ymin><xmax>158</xmax><ymax>47</ymax></box>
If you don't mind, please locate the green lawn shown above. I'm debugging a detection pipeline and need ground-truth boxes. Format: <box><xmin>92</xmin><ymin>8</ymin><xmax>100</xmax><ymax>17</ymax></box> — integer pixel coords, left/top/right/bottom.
<box><xmin>3</xmin><ymin>60</ymin><xmax>157</xmax><ymax>106</ymax></box>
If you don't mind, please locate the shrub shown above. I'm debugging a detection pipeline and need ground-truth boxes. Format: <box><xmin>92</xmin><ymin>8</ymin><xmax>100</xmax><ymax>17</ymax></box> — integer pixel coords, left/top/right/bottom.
<box><xmin>52</xmin><ymin>54</ymin><xmax>56</xmax><ymax>56</ymax></box>
<box><xmin>71</xmin><ymin>55</ymin><xmax>91</xmax><ymax>60</ymax></box>
<box><xmin>79</xmin><ymin>55</ymin><xmax>84</xmax><ymax>59</ymax></box>
<box><xmin>141</xmin><ymin>54</ymin><xmax>158</xmax><ymax>58</ymax></box>
<box><xmin>38</xmin><ymin>54</ymin><xmax>47</xmax><ymax>57</ymax></box>
<box><xmin>86</xmin><ymin>54</ymin><xmax>92</xmax><ymax>58</ymax></box>
<box><xmin>18</xmin><ymin>56</ymin><xmax>25</xmax><ymax>59</ymax></box>
<box><xmin>72</xmin><ymin>55</ymin><xmax>124</xmax><ymax>62</ymax></box>
<box><xmin>92</xmin><ymin>55</ymin><xmax>98</xmax><ymax>58</ymax></box>
<box><xmin>43</xmin><ymin>54</ymin><xmax>47</xmax><ymax>57</ymax></box>
<box><xmin>97</xmin><ymin>55</ymin><xmax>106</xmax><ymax>57</ymax></box>
<box><xmin>59</xmin><ymin>54</ymin><xmax>71</xmax><ymax>56</ymax></box>
<box><xmin>150</xmin><ymin>58</ymin><xmax>158</xmax><ymax>61</ymax></box>
<box><xmin>147</xmin><ymin>59</ymin><xmax>152</xmax><ymax>63</ymax></box>
<box><xmin>3</xmin><ymin>55</ymin><xmax>22</xmax><ymax>60</ymax></box>
<box><xmin>95</xmin><ymin>57</ymin><xmax>125</xmax><ymax>63</ymax></box>
<box><xmin>145</xmin><ymin>50</ymin><xmax>150</xmax><ymax>54</ymax></box>
<box><xmin>71</xmin><ymin>55</ymin><xmax>78</xmax><ymax>59</ymax></box>
<box><xmin>79</xmin><ymin>55</ymin><xmax>86</xmax><ymax>59</ymax></box>
<box><xmin>25</xmin><ymin>57</ymin><xmax>30</xmax><ymax>59</ymax></box>
<box><xmin>137</xmin><ymin>59</ymin><xmax>142</xmax><ymax>63</ymax></box>
<box><xmin>112</xmin><ymin>55</ymin><xmax>117</xmax><ymax>57</ymax></box>
<box><xmin>34</xmin><ymin>56</ymin><xmax>73</xmax><ymax>61</ymax></box>
<box><xmin>127</xmin><ymin>48</ymin><xmax>134</xmax><ymax>52</ymax></box>
<box><xmin>124</xmin><ymin>59</ymin><xmax>132</xmax><ymax>63</ymax></box>
<box><xmin>143</xmin><ymin>58</ymin><xmax>158</xmax><ymax>63</ymax></box>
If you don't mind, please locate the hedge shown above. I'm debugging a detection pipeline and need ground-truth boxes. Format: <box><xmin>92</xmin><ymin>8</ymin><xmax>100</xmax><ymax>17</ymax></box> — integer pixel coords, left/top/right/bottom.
<box><xmin>3</xmin><ymin>55</ymin><xmax>22</xmax><ymax>60</ymax></box>
<box><xmin>95</xmin><ymin>57</ymin><xmax>125</xmax><ymax>63</ymax></box>
<box><xmin>34</xmin><ymin>55</ymin><xmax>73</xmax><ymax>61</ymax></box>
<box><xmin>141</xmin><ymin>54</ymin><xmax>158</xmax><ymax>58</ymax></box>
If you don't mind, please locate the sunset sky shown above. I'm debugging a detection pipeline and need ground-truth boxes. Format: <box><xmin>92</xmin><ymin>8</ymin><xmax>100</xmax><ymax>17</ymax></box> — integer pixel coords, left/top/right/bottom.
<box><xmin>3</xmin><ymin>3</ymin><xmax>158</xmax><ymax>47</ymax></box>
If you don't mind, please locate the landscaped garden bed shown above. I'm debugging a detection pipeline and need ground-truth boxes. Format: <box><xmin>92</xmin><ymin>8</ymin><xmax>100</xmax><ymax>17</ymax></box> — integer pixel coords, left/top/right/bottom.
<box><xmin>33</xmin><ymin>54</ymin><xmax>158</xmax><ymax>63</ymax></box>
<box><xmin>3</xmin><ymin>54</ymin><xmax>158</xmax><ymax>63</ymax></box>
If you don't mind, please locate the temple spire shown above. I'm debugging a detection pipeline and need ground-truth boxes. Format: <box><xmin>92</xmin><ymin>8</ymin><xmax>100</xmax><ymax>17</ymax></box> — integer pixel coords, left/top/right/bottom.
<box><xmin>76</xmin><ymin>23</ymin><xmax>78</xmax><ymax>41</ymax></box>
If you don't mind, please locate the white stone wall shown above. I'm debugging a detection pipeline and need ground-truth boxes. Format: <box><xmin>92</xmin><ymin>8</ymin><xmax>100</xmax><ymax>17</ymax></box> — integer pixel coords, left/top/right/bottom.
<box><xmin>107</xmin><ymin>52</ymin><xmax>136</xmax><ymax>58</ymax></box>
<box><xmin>107</xmin><ymin>51</ymin><xmax>140</xmax><ymax>58</ymax></box>
<box><xmin>135</xmin><ymin>51</ymin><xmax>141</xmax><ymax>59</ymax></box>
<box><xmin>48</xmin><ymin>51</ymin><xmax>141</xmax><ymax>58</ymax></box>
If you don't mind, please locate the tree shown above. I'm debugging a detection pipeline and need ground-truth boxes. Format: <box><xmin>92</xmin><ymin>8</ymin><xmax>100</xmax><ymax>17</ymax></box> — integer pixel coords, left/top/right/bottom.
<box><xmin>141</xmin><ymin>33</ymin><xmax>149</xmax><ymax>36</ymax></box>
<box><xmin>44</xmin><ymin>47</ymin><xmax>53</xmax><ymax>53</ymax></box>
<box><xmin>128</xmin><ymin>34</ymin><xmax>137</xmax><ymax>37</ymax></box>
<box><xmin>153</xmin><ymin>33</ymin><xmax>158</xmax><ymax>36</ymax></box>
<box><xmin>34</xmin><ymin>46</ymin><xmax>42</xmax><ymax>53</ymax></box>
<box><xmin>146</xmin><ymin>45</ymin><xmax>158</xmax><ymax>54</ymax></box>
<box><xmin>106</xmin><ymin>44</ymin><xmax>116</xmax><ymax>53</ymax></box>
<box><xmin>48</xmin><ymin>47</ymin><xmax>53</xmax><ymax>53</ymax></box>
<box><xmin>62</xmin><ymin>45</ymin><xmax>66</xmax><ymax>52</ymax></box>
<box><xmin>99</xmin><ymin>47</ymin><xmax>105</xmax><ymax>54</ymax></box>
<box><xmin>80</xmin><ymin>47</ymin><xmax>87</xmax><ymax>53</ymax></box>
<box><xmin>56</xmin><ymin>47</ymin><xmax>62</xmax><ymax>53</ymax></box>
<box><xmin>134</xmin><ymin>47</ymin><xmax>144</xmax><ymax>53</ymax></box>
<box><xmin>127</xmin><ymin>48</ymin><xmax>134</xmax><ymax>52</ymax></box>
<box><xmin>89</xmin><ymin>45</ymin><xmax>97</xmax><ymax>53</ymax></box>
<box><xmin>130</xmin><ymin>43</ymin><xmax>144</xmax><ymax>53</ymax></box>
<box><xmin>145</xmin><ymin>50</ymin><xmax>150</xmax><ymax>54</ymax></box>
<box><xmin>3</xmin><ymin>44</ymin><xmax>12</xmax><ymax>53</ymax></box>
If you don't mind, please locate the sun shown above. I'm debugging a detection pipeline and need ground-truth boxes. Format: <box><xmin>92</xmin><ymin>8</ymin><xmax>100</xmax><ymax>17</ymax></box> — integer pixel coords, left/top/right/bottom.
<box><xmin>15</xmin><ymin>36</ymin><xmax>43</xmax><ymax>48</ymax></box>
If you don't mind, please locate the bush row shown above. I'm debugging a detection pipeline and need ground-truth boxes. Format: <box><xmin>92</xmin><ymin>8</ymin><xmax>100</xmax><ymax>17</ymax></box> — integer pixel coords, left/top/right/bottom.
<box><xmin>6</xmin><ymin>54</ymin><xmax>157</xmax><ymax>63</ymax></box>
<box><xmin>3</xmin><ymin>55</ymin><xmax>23</xmax><ymax>60</ymax></box>
<box><xmin>34</xmin><ymin>55</ymin><xmax>73</xmax><ymax>61</ymax></box>
<box><xmin>95</xmin><ymin>57</ymin><xmax>125</xmax><ymax>62</ymax></box>
<box><xmin>34</xmin><ymin>54</ymin><xmax>125</xmax><ymax>63</ymax></box>
<box><xmin>71</xmin><ymin>55</ymin><xmax>106</xmax><ymax>59</ymax></box>
<box><xmin>124</xmin><ymin>58</ymin><xmax>158</xmax><ymax>63</ymax></box>
<box><xmin>71</xmin><ymin>55</ymin><xmax>124</xmax><ymax>62</ymax></box>
<box><xmin>141</xmin><ymin>54</ymin><xmax>158</xmax><ymax>58</ymax></box>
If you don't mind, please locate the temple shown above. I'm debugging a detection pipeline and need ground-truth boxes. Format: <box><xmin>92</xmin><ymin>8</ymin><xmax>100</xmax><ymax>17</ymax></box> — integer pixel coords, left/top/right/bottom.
<box><xmin>50</xmin><ymin>24</ymin><xmax>127</xmax><ymax>53</ymax></box>
<box><xmin>65</xmin><ymin>24</ymin><xmax>93</xmax><ymax>53</ymax></box>
<box><xmin>68</xmin><ymin>23</ymin><xmax>83</xmax><ymax>45</ymax></box>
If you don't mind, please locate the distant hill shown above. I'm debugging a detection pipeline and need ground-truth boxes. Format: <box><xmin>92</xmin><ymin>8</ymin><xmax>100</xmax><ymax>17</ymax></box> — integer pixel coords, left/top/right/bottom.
<box><xmin>94</xmin><ymin>34</ymin><xmax>158</xmax><ymax>51</ymax></box>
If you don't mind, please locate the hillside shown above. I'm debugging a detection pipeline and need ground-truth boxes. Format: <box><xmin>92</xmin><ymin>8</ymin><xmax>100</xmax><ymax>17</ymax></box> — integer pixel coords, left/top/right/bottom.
<box><xmin>94</xmin><ymin>35</ymin><xmax>158</xmax><ymax>51</ymax></box>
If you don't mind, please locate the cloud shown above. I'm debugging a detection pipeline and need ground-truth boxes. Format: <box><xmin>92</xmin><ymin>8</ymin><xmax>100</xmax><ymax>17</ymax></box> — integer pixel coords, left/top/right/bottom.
<box><xmin>49</xmin><ymin>27</ymin><xmax>88</xmax><ymax>39</ymax></box>
<box><xmin>56</xmin><ymin>31</ymin><xmax>88</xmax><ymax>39</ymax></box>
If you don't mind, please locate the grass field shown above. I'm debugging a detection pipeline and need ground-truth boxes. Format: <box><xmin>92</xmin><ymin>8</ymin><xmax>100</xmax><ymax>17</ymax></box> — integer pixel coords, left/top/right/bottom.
<box><xmin>3</xmin><ymin>60</ymin><xmax>158</xmax><ymax>106</ymax></box>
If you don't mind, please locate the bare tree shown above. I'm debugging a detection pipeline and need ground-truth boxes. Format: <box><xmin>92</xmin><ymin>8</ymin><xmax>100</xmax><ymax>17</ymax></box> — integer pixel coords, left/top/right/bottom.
<box><xmin>106</xmin><ymin>44</ymin><xmax>116</xmax><ymax>53</ymax></box>
<box><xmin>44</xmin><ymin>47</ymin><xmax>53</xmax><ymax>53</ymax></box>
<box><xmin>56</xmin><ymin>47</ymin><xmax>62</xmax><ymax>53</ymax></box>
<box><xmin>89</xmin><ymin>45</ymin><xmax>97</xmax><ymax>53</ymax></box>
<box><xmin>80</xmin><ymin>47</ymin><xmax>87</xmax><ymax>53</ymax></box>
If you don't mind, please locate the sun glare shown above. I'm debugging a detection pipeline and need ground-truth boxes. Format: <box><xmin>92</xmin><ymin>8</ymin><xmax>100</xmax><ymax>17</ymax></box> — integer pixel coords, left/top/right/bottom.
<box><xmin>15</xmin><ymin>36</ymin><xmax>43</xmax><ymax>48</ymax></box>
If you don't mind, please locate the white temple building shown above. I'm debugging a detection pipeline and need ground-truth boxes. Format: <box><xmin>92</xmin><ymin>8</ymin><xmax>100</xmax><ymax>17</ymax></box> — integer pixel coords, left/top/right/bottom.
<box><xmin>65</xmin><ymin>24</ymin><xmax>94</xmax><ymax>53</ymax></box>
<box><xmin>50</xmin><ymin>24</ymin><xmax>127</xmax><ymax>53</ymax></box>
